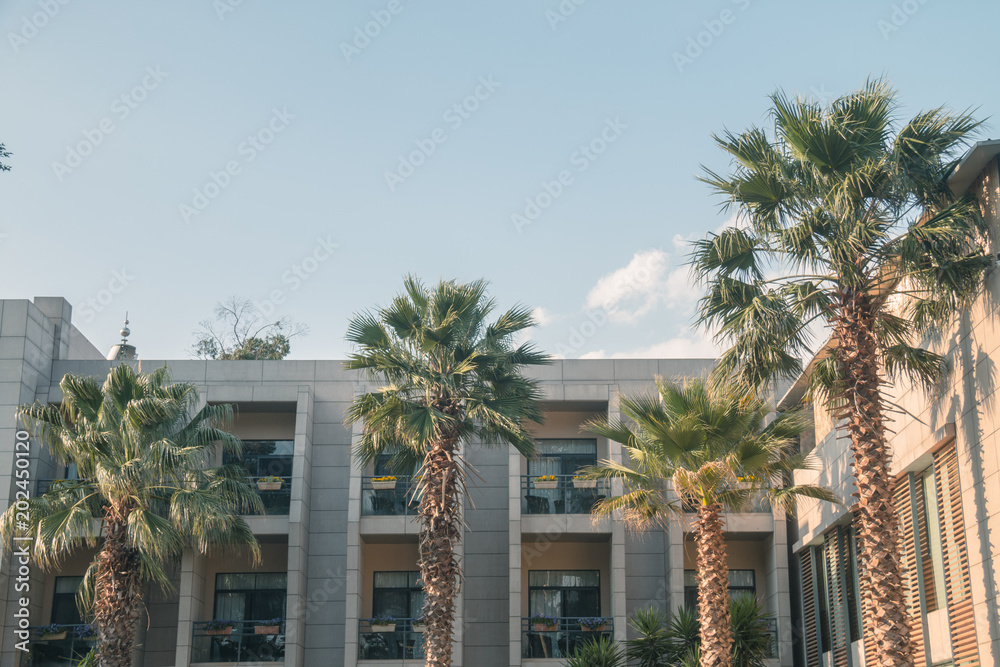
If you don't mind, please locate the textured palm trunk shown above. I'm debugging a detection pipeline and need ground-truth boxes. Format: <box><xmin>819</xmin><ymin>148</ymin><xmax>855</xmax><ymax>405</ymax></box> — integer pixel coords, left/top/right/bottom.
<box><xmin>695</xmin><ymin>502</ymin><xmax>732</xmax><ymax>667</ymax></box>
<box><xmin>93</xmin><ymin>520</ymin><xmax>143</xmax><ymax>667</ymax></box>
<box><xmin>834</xmin><ymin>292</ymin><xmax>913</xmax><ymax>667</ymax></box>
<box><xmin>417</xmin><ymin>433</ymin><xmax>462</xmax><ymax>667</ymax></box>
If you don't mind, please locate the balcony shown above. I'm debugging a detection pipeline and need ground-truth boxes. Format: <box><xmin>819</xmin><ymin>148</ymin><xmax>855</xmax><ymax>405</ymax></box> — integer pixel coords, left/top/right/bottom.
<box><xmin>521</xmin><ymin>475</ymin><xmax>609</xmax><ymax>515</ymax></box>
<box><xmin>521</xmin><ymin>617</ymin><xmax>614</xmax><ymax>659</ymax></box>
<box><xmin>358</xmin><ymin>618</ymin><xmax>425</xmax><ymax>661</ymax></box>
<box><xmin>245</xmin><ymin>477</ymin><xmax>292</xmax><ymax>515</ymax></box>
<box><xmin>24</xmin><ymin>625</ymin><xmax>95</xmax><ymax>666</ymax></box>
<box><xmin>191</xmin><ymin>620</ymin><xmax>285</xmax><ymax>663</ymax></box>
<box><xmin>361</xmin><ymin>476</ymin><xmax>419</xmax><ymax>517</ymax></box>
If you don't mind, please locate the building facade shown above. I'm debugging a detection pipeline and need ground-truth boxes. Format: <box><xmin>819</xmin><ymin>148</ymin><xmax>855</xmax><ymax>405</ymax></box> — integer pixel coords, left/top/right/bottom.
<box><xmin>786</xmin><ymin>141</ymin><xmax>1000</xmax><ymax>667</ymax></box>
<box><xmin>0</xmin><ymin>306</ymin><xmax>794</xmax><ymax>667</ymax></box>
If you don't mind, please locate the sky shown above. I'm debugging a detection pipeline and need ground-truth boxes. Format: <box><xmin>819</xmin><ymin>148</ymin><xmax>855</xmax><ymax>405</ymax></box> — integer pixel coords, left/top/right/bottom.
<box><xmin>2</xmin><ymin>0</ymin><xmax>999</xmax><ymax>361</ymax></box>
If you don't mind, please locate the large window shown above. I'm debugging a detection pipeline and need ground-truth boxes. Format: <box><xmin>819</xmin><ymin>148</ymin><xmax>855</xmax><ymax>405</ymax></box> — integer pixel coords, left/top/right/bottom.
<box><xmin>214</xmin><ymin>573</ymin><xmax>287</xmax><ymax>622</ymax></box>
<box><xmin>51</xmin><ymin>576</ymin><xmax>84</xmax><ymax>625</ymax></box>
<box><xmin>528</xmin><ymin>570</ymin><xmax>601</xmax><ymax>618</ymax></box>
<box><xmin>918</xmin><ymin>467</ymin><xmax>947</xmax><ymax>612</ymax></box>
<box><xmin>684</xmin><ymin>570</ymin><xmax>756</xmax><ymax>610</ymax></box>
<box><xmin>225</xmin><ymin>440</ymin><xmax>293</xmax><ymax>479</ymax></box>
<box><xmin>372</xmin><ymin>572</ymin><xmax>425</xmax><ymax>619</ymax></box>
<box><xmin>527</xmin><ymin>440</ymin><xmax>597</xmax><ymax>477</ymax></box>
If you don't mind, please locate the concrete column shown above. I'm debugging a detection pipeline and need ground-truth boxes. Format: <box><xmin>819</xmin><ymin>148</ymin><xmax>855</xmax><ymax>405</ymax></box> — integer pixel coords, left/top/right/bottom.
<box><xmin>508</xmin><ymin>446</ymin><xmax>523</xmax><ymax>666</ymax></box>
<box><xmin>766</xmin><ymin>517</ymin><xmax>793</xmax><ymax>666</ymax></box>
<box><xmin>608</xmin><ymin>386</ymin><xmax>628</xmax><ymax>640</ymax></box>
<box><xmin>285</xmin><ymin>386</ymin><xmax>313</xmax><ymax>667</ymax></box>
<box><xmin>343</xmin><ymin>391</ymin><xmax>365</xmax><ymax>667</ymax></box>
<box><xmin>174</xmin><ymin>550</ymin><xmax>208</xmax><ymax>667</ymax></box>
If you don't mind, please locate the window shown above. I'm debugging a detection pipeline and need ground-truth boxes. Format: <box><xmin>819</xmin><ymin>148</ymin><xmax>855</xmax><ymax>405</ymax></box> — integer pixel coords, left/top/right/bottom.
<box><xmin>683</xmin><ymin>570</ymin><xmax>756</xmax><ymax>610</ymax></box>
<box><xmin>528</xmin><ymin>570</ymin><xmax>600</xmax><ymax>618</ymax></box>
<box><xmin>214</xmin><ymin>573</ymin><xmax>287</xmax><ymax>622</ymax></box>
<box><xmin>815</xmin><ymin>546</ymin><xmax>831</xmax><ymax>651</ymax></box>
<box><xmin>846</xmin><ymin>529</ymin><xmax>862</xmax><ymax>642</ymax></box>
<box><xmin>527</xmin><ymin>440</ymin><xmax>597</xmax><ymax>477</ymax></box>
<box><xmin>372</xmin><ymin>572</ymin><xmax>424</xmax><ymax>619</ymax></box>
<box><xmin>918</xmin><ymin>468</ymin><xmax>947</xmax><ymax>612</ymax></box>
<box><xmin>51</xmin><ymin>576</ymin><xmax>84</xmax><ymax>625</ymax></box>
<box><xmin>225</xmin><ymin>440</ymin><xmax>293</xmax><ymax>479</ymax></box>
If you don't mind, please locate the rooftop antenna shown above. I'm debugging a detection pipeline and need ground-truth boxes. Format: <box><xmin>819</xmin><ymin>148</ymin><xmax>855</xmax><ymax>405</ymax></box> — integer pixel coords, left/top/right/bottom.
<box><xmin>106</xmin><ymin>313</ymin><xmax>138</xmax><ymax>361</ymax></box>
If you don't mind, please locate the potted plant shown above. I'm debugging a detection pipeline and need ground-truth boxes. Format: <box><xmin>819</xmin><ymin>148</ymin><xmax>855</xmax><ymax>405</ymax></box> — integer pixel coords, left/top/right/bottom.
<box><xmin>572</xmin><ymin>475</ymin><xmax>596</xmax><ymax>489</ymax></box>
<box><xmin>256</xmin><ymin>476</ymin><xmax>283</xmax><ymax>491</ymax></box>
<box><xmin>204</xmin><ymin>619</ymin><xmax>236</xmax><ymax>636</ymax></box>
<box><xmin>529</xmin><ymin>614</ymin><xmax>558</xmax><ymax>632</ymax></box>
<box><xmin>578</xmin><ymin>617</ymin><xmax>609</xmax><ymax>632</ymax></box>
<box><xmin>534</xmin><ymin>475</ymin><xmax>558</xmax><ymax>490</ymax></box>
<box><xmin>75</xmin><ymin>624</ymin><xmax>97</xmax><ymax>639</ymax></box>
<box><xmin>36</xmin><ymin>624</ymin><xmax>67</xmax><ymax>640</ymax></box>
<box><xmin>371</xmin><ymin>476</ymin><xmax>397</xmax><ymax>490</ymax></box>
<box><xmin>411</xmin><ymin>617</ymin><xmax>426</xmax><ymax>632</ymax></box>
<box><xmin>254</xmin><ymin>618</ymin><xmax>281</xmax><ymax>635</ymax></box>
<box><xmin>370</xmin><ymin>615</ymin><xmax>396</xmax><ymax>632</ymax></box>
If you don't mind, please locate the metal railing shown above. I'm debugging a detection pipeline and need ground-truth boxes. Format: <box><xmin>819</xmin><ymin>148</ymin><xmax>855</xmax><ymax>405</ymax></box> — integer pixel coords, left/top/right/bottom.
<box><xmin>358</xmin><ymin>618</ymin><xmax>426</xmax><ymax>660</ymax></box>
<box><xmin>191</xmin><ymin>620</ymin><xmax>285</xmax><ymax>663</ymax></box>
<box><xmin>682</xmin><ymin>497</ymin><xmax>772</xmax><ymax>513</ymax></box>
<box><xmin>24</xmin><ymin>625</ymin><xmax>95</xmax><ymax>666</ymax></box>
<box><xmin>521</xmin><ymin>617</ymin><xmax>614</xmax><ymax>659</ymax></box>
<box><xmin>245</xmin><ymin>476</ymin><xmax>292</xmax><ymax>515</ymax></box>
<box><xmin>361</xmin><ymin>476</ymin><xmax>419</xmax><ymax>517</ymax></box>
<box><xmin>763</xmin><ymin>617</ymin><xmax>778</xmax><ymax>659</ymax></box>
<box><xmin>520</xmin><ymin>475</ymin><xmax>610</xmax><ymax>515</ymax></box>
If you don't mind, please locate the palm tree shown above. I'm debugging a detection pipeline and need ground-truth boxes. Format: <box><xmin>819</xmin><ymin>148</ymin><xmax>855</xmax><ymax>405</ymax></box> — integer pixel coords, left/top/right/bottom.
<box><xmin>345</xmin><ymin>277</ymin><xmax>549</xmax><ymax>667</ymax></box>
<box><xmin>582</xmin><ymin>378</ymin><xmax>838</xmax><ymax>667</ymax></box>
<box><xmin>690</xmin><ymin>80</ymin><xmax>989</xmax><ymax>667</ymax></box>
<box><xmin>0</xmin><ymin>365</ymin><xmax>262</xmax><ymax>667</ymax></box>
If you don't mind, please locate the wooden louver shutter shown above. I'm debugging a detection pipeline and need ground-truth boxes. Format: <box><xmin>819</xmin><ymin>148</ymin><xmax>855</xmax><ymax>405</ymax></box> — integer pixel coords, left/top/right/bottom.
<box><xmin>933</xmin><ymin>444</ymin><xmax>980</xmax><ymax>667</ymax></box>
<box><xmin>824</xmin><ymin>531</ymin><xmax>849</xmax><ymax>667</ymax></box>
<box><xmin>800</xmin><ymin>549</ymin><xmax>821</xmax><ymax>667</ymax></box>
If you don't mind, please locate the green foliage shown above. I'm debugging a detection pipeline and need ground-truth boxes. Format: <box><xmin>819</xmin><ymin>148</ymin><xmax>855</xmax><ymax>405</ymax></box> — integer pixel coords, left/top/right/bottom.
<box><xmin>0</xmin><ymin>143</ymin><xmax>10</xmax><ymax>171</ymax></box>
<box><xmin>345</xmin><ymin>276</ymin><xmax>550</xmax><ymax>471</ymax></box>
<box><xmin>581</xmin><ymin>377</ymin><xmax>839</xmax><ymax>525</ymax></box>
<box><xmin>0</xmin><ymin>365</ymin><xmax>262</xmax><ymax>609</ymax></box>
<box><xmin>564</xmin><ymin>635</ymin><xmax>626</xmax><ymax>667</ymax></box>
<box><xmin>192</xmin><ymin>296</ymin><xmax>305</xmax><ymax>360</ymax></box>
<box><xmin>730</xmin><ymin>595</ymin><xmax>773</xmax><ymax>667</ymax></box>
<box><xmin>691</xmin><ymin>78</ymin><xmax>990</xmax><ymax>395</ymax></box>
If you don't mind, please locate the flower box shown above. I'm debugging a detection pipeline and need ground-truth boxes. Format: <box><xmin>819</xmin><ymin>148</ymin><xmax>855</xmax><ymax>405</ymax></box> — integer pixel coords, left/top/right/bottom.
<box><xmin>534</xmin><ymin>481</ymin><xmax>558</xmax><ymax>490</ymax></box>
<box><xmin>255</xmin><ymin>625</ymin><xmax>279</xmax><ymax>635</ymax></box>
<box><xmin>581</xmin><ymin>624</ymin><xmax>606</xmax><ymax>632</ymax></box>
<box><xmin>205</xmin><ymin>627</ymin><xmax>233</xmax><ymax>636</ymax></box>
<box><xmin>532</xmin><ymin>623</ymin><xmax>557</xmax><ymax>632</ymax></box>
<box><xmin>412</xmin><ymin>623</ymin><xmax>426</xmax><ymax>632</ymax></box>
<box><xmin>572</xmin><ymin>479</ymin><xmax>596</xmax><ymax>489</ymax></box>
<box><xmin>371</xmin><ymin>624</ymin><xmax>396</xmax><ymax>633</ymax></box>
<box><xmin>372</xmin><ymin>480</ymin><xmax>396</xmax><ymax>490</ymax></box>
<box><xmin>257</xmin><ymin>481</ymin><xmax>281</xmax><ymax>491</ymax></box>
<box><xmin>39</xmin><ymin>631</ymin><xmax>67</xmax><ymax>641</ymax></box>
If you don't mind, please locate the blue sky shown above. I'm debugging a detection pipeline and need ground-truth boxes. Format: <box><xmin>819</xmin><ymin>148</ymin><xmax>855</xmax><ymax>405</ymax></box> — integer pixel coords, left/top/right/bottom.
<box><xmin>2</xmin><ymin>0</ymin><xmax>999</xmax><ymax>360</ymax></box>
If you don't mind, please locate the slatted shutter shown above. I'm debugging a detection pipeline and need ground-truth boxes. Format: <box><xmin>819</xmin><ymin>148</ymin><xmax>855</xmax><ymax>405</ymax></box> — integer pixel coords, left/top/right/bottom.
<box><xmin>800</xmin><ymin>549</ymin><xmax>821</xmax><ymax>667</ymax></box>
<box><xmin>933</xmin><ymin>445</ymin><xmax>980</xmax><ymax>667</ymax></box>
<box><xmin>824</xmin><ymin>531</ymin><xmax>849</xmax><ymax>666</ymax></box>
<box><xmin>893</xmin><ymin>475</ymin><xmax>926</xmax><ymax>666</ymax></box>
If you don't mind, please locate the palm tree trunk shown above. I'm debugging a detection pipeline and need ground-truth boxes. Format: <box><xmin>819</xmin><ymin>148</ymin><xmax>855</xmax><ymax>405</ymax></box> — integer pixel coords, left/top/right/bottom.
<box><xmin>417</xmin><ymin>436</ymin><xmax>462</xmax><ymax>667</ymax></box>
<box><xmin>93</xmin><ymin>521</ymin><xmax>143</xmax><ymax>667</ymax></box>
<box><xmin>695</xmin><ymin>502</ymin><xmax>732</xmax><ymax>667</ymax></box>
<box><xmin>835</xmin><ymin>292</ymin><xmax>913</xmax><ymax>667</ymax></box>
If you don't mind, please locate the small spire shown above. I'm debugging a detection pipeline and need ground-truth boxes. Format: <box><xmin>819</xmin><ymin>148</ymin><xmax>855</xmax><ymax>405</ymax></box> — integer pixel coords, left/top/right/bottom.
<box><xmin>107</xmin><ymin>313</ymin><xmax>138</xmax><ymax>361</ymax></box>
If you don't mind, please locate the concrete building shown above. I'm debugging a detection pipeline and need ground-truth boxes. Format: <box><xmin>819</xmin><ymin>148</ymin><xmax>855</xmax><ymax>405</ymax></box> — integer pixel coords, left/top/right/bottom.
<box><xmin>0</xmin><ymin>302</ymin><xmax>795</xmax><ymax>666</ymax></box>
<box><xmin>786</xmin><ymin>140</ymin><xmax>1000</xmax><ymax>667</ymax></box>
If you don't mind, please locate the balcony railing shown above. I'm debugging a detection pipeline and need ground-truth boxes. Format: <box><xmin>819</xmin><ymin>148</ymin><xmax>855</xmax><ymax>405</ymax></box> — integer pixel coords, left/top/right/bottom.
<box><xmin>361</xmin><ymin>476</ymin><xmax>419</xmax><ymax>517</ymax></box>
<box><xmin>763</xmin><ymin>617</ymin><xmax>778</xmax><ymax>659</ymax></box>
<box><xmin>245</xmin><ymin>477</ymin><xmax>292</xmax><ymax>515</ymax></box>
<box><xmin>24</xmin><ymin>625</ymin><xmax>95</xmax><ymax>666</ymax></box>
<box><xmin>521</xmin><ymin>617</ymin><xmax>614</xmax><ymax>659</ymax></box>
<box><xmin>191</xmin><ymin>620</ymin><xmax>285</xmax><ymax>663</ymax></box>
<box><xmin>682</xmin><ymin>496</ymin><xmax>772</xmax><ymax>514</ymax></box>
<box><xmin>358</xmin><ymin>618</ymin><xmax>426</xmax><ymax>660</ymax></box>
<box><xmin>521</xmin><ymin>475</ymin><xmax>610</xmax><ymax>515</ymax></box>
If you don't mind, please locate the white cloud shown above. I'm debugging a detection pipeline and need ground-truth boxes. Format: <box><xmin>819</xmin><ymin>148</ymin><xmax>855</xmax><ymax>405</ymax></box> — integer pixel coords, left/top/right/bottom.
<box><xmin>531</xmin><ymin>306</ymin><xmax>555</xmax><ymax>327</ymax></box>
<box><xmin>583</xmin><ymin>247</ymin><xmax>700</xmax><ymax>324</ymax></box>
<box><xmin>580</xmin><ymin>331</ymin><xmax>718</xmax><ymax>360</ymax></box>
